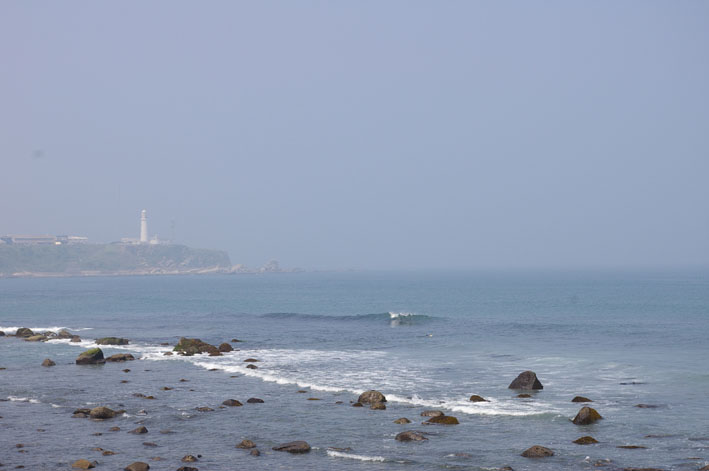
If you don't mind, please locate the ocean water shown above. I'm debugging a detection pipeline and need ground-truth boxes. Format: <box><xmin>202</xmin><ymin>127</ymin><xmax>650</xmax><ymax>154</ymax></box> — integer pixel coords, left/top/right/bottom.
<box><xmin>0</xmin><ymin>270</ymin><xmax>708</xmax><ymax>470</ymax></box>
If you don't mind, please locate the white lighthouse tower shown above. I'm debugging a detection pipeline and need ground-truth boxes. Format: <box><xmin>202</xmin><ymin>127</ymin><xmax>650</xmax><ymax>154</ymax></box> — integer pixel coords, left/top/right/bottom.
<box><xmin>140</xmin><ymin>209</ymin><xmax>148</xmax><ymax>243</ymax></box>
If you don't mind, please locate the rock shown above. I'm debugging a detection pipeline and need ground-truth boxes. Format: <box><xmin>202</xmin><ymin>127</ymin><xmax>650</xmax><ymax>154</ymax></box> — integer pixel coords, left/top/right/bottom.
<box><xmin>635</xmin><ymin>404</ymin><xmax>659</xmax><ymax>409</ymax></box>
<box><xmin>102</xmin><ymin>451</ymin><xmax>116</xmax><ymax>456</ymax></box>
<box><xmin>176</xmin><ymin>467</ymin><xmax>198</xmax><ymax>471</ymax></box>
<box><xmin>370</xmin><ymin>402</ymin><xmax>386</xmax><ymax>410</ymax></box>
<box><xmin>76</xmin><ymin>348</ymin><xmax>105</xmax><ymax>365</ymax></box>
<box><xmin>307</xmin><ymin>397</ymin><xmax>321</xmax><ymax>401</ymax></box>
<box><xmin>508</xmin><ymin>371</ymin><xmax>543</xmax><ymax>390</ymax></box>
<box><xmin>41</xmin><ymin>358</ymin><xmax>56</xmax><ymax>367</ymax></box>
<box><xmin>425</xmin><ymin>415</ymin><xmax>460</xmax><ymax>425</ymax></box>
<box><xmin>245</xmin><ymin>364</ymin><xmax>258</xmax><ymax>369</ymax></box>
<box><xmin>231</xmin><ymin>338</ymin><xmax>241</xmax><ymax>342</ymax></box>
<box><xmin>106</xmin><ymin>354</ymin><xmax>135</xmax><ymax>362</ymax></box>
<box><xmin>15</xmin><ymin>328</ymin><xmax>34</xmax><ymax>338</ymax></box>
<box><xmin>129</xmin><ymin>426</ymin><xmax>148</xmax><ymax>434</ymax></box>
<box><xmin>195</xmin><ymin>407</ymin><xmax>214</xmax><ymax>412</ymax></box>
<box><xmin>56</xmin><ymin>329</ymin><xmax>73</xmax><ymax>339</ymax></box>
<box><xmin>622</xmin><ymin>468</ymin><xmax>664</xmax><ymax>471</ymax></box>
<box><xmin>247</xmin><ymin>398</ymin><xmax>264</xmax><ymax>403</ymax></box>
<box><xmin>394</xmin><ymin>418</ymin><xmax>411</xmax><ymax>424</ymax></box>
<box><xmin>352</xmin><ymin>402</ymin><xmax>363</xmax><ymax>407</ymax></box>
<box><xmin>250</xmin><ymin>449</ymin><xmax>260</xmax><ymax>456</ymax></box>
<box><xmin>123</xmin><ymin>369</ymin><xmax>131</xmax><ymax>373</ymax></box>
<box><xmin>572</xmin><ymin>406</ymin><xmax>603</xmax><ymax>425</ymax></box>
<box><xmin>142</xmin><ymin>442</ymin><xmax>158</xmax><ymax>447</ymax></box>
<box><xmin>173</xmin><ymin>337</ymin><xmax>218</xmax><ymax>355</ymax></box>
<box><xmin>617</xmin><ymin>445</ymin><xmax>647</xmax><ymax>449</ymax></box>
<box><xmin>70</xmin><ymin>335</ymin><xmax>82</xmax><ymax>342</ymax></box>
<box><xmin>236</xmin><ymin>439</ymin><xmax>256</xmax><ymax>449</ymax></box>
<box><xmin>95</xmin><ymin>337</ymin><xmax>130</xmax><ymax>345</ymax></box>
<box><xmin>124</xmin><ymin>463</ymin><xmax>149</xmax><ymax>471</ymax></box>
<box><xmin>469</xmin><ymin>395</ymin><xmax>488</xmax><ymax>402</ymax></box>
<box><xmin>109</xmin><ymin>427</ymin><xmax>120</xmax><ymax>431</ymax></box>
<box><xmin>72</xmin><ymin>460</ymin><xmax>96</xmax><ymax>469</ymax></box>
<box><xmin>181</xmin><ymin>455</ymin><xmax>198</xmax><ymax>462</ymax></box>
<box><xmin>90</xmin><ymin>406</ymin><xmax>116</xmax><ymax>419</ymax></box>
<box><xmin>572</xmin><ymin>396</ymin><xmax>592</xmax><ymax>403</ymax></box>
<box><xmin>243</xmin><ymin>358</ymin><xmax>259</xmax><ymax>362</ymax></box>
<box><xmin>421</xmin><ymin>410</ymin><xmax>444</xmax><ymax>417</ymax></box>
<box><xmin>218</xmin><ymin>343</ymin><xmax>233</xmax><ymax>352</ymax></box>
<box><xmin>395</xmin><ymin>430</ymin><xmax>427</xmax><ymax>442</ymax></box>
<box><xmin>272</xmin><ymin>441</ymin><xmax>311</xmax><ymax>453</ymax></box>
<box><xmin>358</xmin><ymin>390</ymin><xmax>387</xmax><ymax>404</ymax></box>
<box><xmin>222</xmin><ymin>399</ymin><xmax>242</xmax><ymax>407</ymax></box>
<box><xmin>517</xmin><ymin>394</ymin><xmax>532</xmax><ymax>398</ymax></box>
<box><xmin>163</xmin><ymin>352</ymin><xmax>172</xmax><ymax>356</ymax></box>
<box><xmin>0</xmin><ymin>330</ymin><xmax>5</xmax><ymax>335</ymax></box>
<box><xmin>521</xmin><ymin>445</ymin><xmax>554</xmax><ymax>458</ymax></box>
<box><xmin>25</xmin><ymin>334</ymin><xmax>47</xmax><ymax>342</ymax></box>
<box><xmin>574</xmin><ymin>436</ymin><xmax>599</xmax><ymax>445</ymax></box>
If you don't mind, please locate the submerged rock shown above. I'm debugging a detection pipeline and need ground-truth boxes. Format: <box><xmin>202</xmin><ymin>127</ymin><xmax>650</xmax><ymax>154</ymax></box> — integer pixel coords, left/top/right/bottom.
<box><xmin>41</xmin><ymin>358</ymin><xmax>56</xmax><ymax>367</ymax></box>
<box><xmin>89</xmin><ymin>406</ymin><xmax>116</xmax><ymax>419</ymax></box>
<box><xmin>572</xmin><ymin>407</ymin><xmax>603</xmax><ymax>425</ymax></box>
<box><xmin>358</xmin><ymin>390</ymin><xmax>387</xmax><ymax>404</ymax></box>
<box><xmin>222</xmin><ymin>399</ymin><xmax>243</xmax><ymax>407</ymax></box>
<box><xmin>572</xmin><ymin>396</ymin><xmax>593</xmax><ymax>403</ymax></box>
<box><xmin>72</xmin><ymin>459</ymin><xmax>96</xmax><ymax>469</ymax></box>
<box><xmin>70</xmin><ymin>335</ymin><xmax>82</xmax><ymax>342</ymax></box>
<box><xmin>352</xmin><ymin>402</ymin><xmax>363</xmax><ymax>407</ymax></box>
<box><xmin>96</xmin><ymin>337</ymin><xmax>130</xmax><ymax>345</ymax></box>
<box><xmin>272</xmin><ymin>441</ymin><xmax>311</xmax><ymax>453</ymax></box>
<box><xmin>395</xmin><ymin>430</ymin><xmax>427</xmax><ymax>442</ymax></box>
<box><xmin>517</xmin><ymin>394</ymin><xmax>532</xmax><ymax>398</ymax></box>
<box><xmin>508</xmin><ymin>371</ymin><xmax>543</xmax><ymax>390</ymax></box>
<box><xmin>129</xmin><ymin>426</ymin><xmax>148</xmax><ymax>434</ymax></box>
<box><xmin>236</xmin><ymin>439</ymin><xmax>256</xmax><ymax>449</ymax></box>
<box><xmin>521</xmin><ymin>445</ymin><xmax>554</xmax><ymax>458</ymax></box>
<box><xmin>106</xmin><ymin>354</ymin><xmax>135</xmax><ymax>362</ymax></box>
<box><xmin>247</xmin><ymin>398</ymin><xmax>264</xmax><ymax>403</ymax></box>
<box><xmin>574</xmin><ymin>436</ymin><xmax>599</xmax><ymax>445</ymax></box>
<box><xmin>370</xmin><ymin>402</ymin><xmax>386</xmax><ymax>410</ymax></box>
<box><xmin>394</xmin><ymin>418</ymin><xmax>411</xmax><ymax>424</ymax></box>
<box><xmin>181</xmin><ymin>455</ymin><xmax>198</xmax><ymax>462</ymax></box>
<box><xmin>195</xmin><ymin>406</ymin><xmax>214</xmax><ymax>412</ymax></box>
<box><xmin>124</xmin><ymin>463</ymin><xmax>149</xmax><ymax>471</ymax></box>
<box><xmin>76</xmin><ymin>348</ymin><xmax>105</xmax><ymax>365</ymax></box>
<box><xmin>425</xmin><ymin>415</ymin><xmax>460</xmax><ymax>425</ymax></box>
<box><xmin>469</xmin><ymin>394</ymin><xmax>488</xmax><ymax>402</ymax></box>
<box><xmin>250</xmin><ymin>449</ymin><xmax>260</xmax><ymax>456</ymax></box>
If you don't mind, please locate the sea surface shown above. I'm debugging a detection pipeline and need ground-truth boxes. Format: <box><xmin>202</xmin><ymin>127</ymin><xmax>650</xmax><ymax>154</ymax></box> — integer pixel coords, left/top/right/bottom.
<box><xmin>1</xmin><ymin>270</ymin><xmax>708</xmax><ymax>470</ymax></box>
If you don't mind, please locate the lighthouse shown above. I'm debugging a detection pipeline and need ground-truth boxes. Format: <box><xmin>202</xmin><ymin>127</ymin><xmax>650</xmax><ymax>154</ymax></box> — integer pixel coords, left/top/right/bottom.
<box><xmin>140</xmin><ymin>209</ymin><xmax>148</xmax><ymax>243</ymax></box>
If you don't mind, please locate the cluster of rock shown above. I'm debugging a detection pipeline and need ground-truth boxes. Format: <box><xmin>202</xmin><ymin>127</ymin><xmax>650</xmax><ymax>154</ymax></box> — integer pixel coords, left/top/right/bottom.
<box><xmin>172</xmin><ymin>337</ymin><xmax>234</xmax><ymax>356</ymax></box>
<box><xmin>9</xmin><ymin>327</ymin><xmax>81</xmax><ymax>343</ymax></box>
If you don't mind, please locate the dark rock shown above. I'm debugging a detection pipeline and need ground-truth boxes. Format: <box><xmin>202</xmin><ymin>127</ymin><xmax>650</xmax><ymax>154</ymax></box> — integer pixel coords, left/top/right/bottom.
<box><xmin>250</xmin><ymin>449</ymin><xmax>260</xmax><ymax>456</ymax></box>
<box><xmin>25</xmin><ymin>334</ymin><xmax>47</xmax><ymax>342</ymax></box>
<box><xmin>106</xmin><ymin>354</ymin><xmax>135</xmax><ymax>362</ymax></box>
<box><xmin>617</xmin><ymin>445</ymin><xmax>647</xmax><ymax>449</ymax></box>
<box><xmin>218</xmin><ymin>342</ymin><xmax>233</xmax><ymax>352</ymax></box>
<box><xmin>508</xmin><ymin>371</ymin><xmax>543</xmax><ymax>390</ymax></box>
<box><xmin>176</xmin><ymin>467</ymin><xmax>198</xmax><ymax>471</ymax></box>
<box><xmin>222</xmin><ymin>399</ymin><xmax>243</xmax><ymax>407</ymax></box>
<box><xmin>15</xmin><ymin>328</ymin><xmax>34</xmax><ymax>338</ymax></box>
<box><xmin>96</xmin><ymin>337</ymin><xmax>130</xmax><ymax>345</ymax></box>
<box><xmin>72</xmin><ymin>408</ymin><xmax>90</xmax><ymax>418</ymax></box>
<box><xmin>124</xmin><ymin>463</ymin><xmax>149</xmax><ymax>471</ymax></box>
<box><xmin>572</xmin><ymin>396</ymin><xmax>592</xmax><ymax>403</ymax></box>
<box><xmin>272</xmin><ymin>441</ymin><xmax>311</xmax><ymax>453</ymax></box>
<box><xmin>231</xmin><ymin>338</ymin><xmax>242</xmax><ymax>342</ymax></box>
<box><xmin>162</xmin><ymin>352</ymin><xmax>172</xmax><ymax>356</ymax></box>
<box><xmin>425</xmin><ymin>415</ymin><xmax>459</xmax><ymax>425</ymax></box>
<box><xmin>41</xmin><ymin>358</ymin><xmax>56</xmax><ymax>367</ymax></box>
<box><xmin>395</xmin><ymin>430</ymin><xmax>428</xmax><ymax>441</ymax></box>
<box><xmin>243</xmin><ymin>358</ymin><xmax>259</xmax><ymax>362</ymax></box>
<box><xmin>370</xmin><ymin>402</ymin><xmax>386</xmax><ymax>410</ymax></box>
<box><xmin>76</xmin><ymin>348</ymin><xmax>105</xmax><ymax>365</ymax></box>
<box><xmin>352</xmin><ymin>402</ymin><xmax>363</xmax><ymax>407</ymax></box>
<box><xmin>572</xmin><ymin>406</ymin><xmax>603</xmax><ymax>425</ymax></box>
<box><xmin>635</xmin><ymin>404</ymin><xmax>659</xmax><ymax>409</ymax></box>
<box><xmin>307</xmin><ymin>397</ymin><xmax>321</xmax><ymax>401</ymax></box>
<box><xmin>0</xmin><ymin>330</ymin><xmax>4</xmax><ymax>336</ymax></box>
<box><xmin>102</xmin><ymin>451</ymin><xmax>116</xmax><ymax>456</ymax></box>
<box><xmin>174</xmin><ymin>337</ymin><xmax>218</xmax><ymax>355</ymax></box>
<box><xmin>521</xmin><ymin>445</ymin><xmax>554</xmax><ymax>458</ymax></box>
<box><xmin>181</xmin><ymin>455</ymin><xmax>198</xmax><ymax>462</ymax></box>
<box><xmin>195</xmin><ymin>407</ymin><xmax>214</xmax><ymax>412</ymax></box>
<box><xmin>56</xmin><ymin>329</ymin><xmax>73</xmax><ymax>339</ymax></box>
<box><xmin>236</xmin><ymin>439</ymin><xmax>256</xmax><ymax>449</ymax></box>
<box><xmin>246</xmin><ymin>364</ymin><xmax>258</xmax><ymax>369</ymax></box>
<box><xmin>247</xmin><ymin>398</ymin><xmax>264</xmax><ymax>403</ymax></box>
<box><xmin>129</xmin><ymin>426</ymin><xmax>148</xmax><ymax>434</ymax></box>
<box><xmin>109</xmin><ymin>427</ymin><xmax>120</xmax><ymax>431</ymax></box>
<box><xmin>394</xmin><ymin>418</ymin><xmax>411</xmax><ymax>424</ymax></box>
<box><xmin>90</xmin><ymin>406</ymin><xmax>116</xmax><ymax>419</ymax></box>
<box><xmin>517</xmin><ymin>393</ymin><xmax>532</xmax><ymax>398</ymax></box>
<box><xmin>469</xmin><ymin>394</ymin><xmax>488</xmax><ymax>402</ymax></box>
<box><xmin>421</xmin><ymin>410</ymin><xmax>444</xmax><ymax>417</ymax></box>
<box><xmin>70</xmin><ymin>335</ymin><xmax>82</xmax><ymax>342</ymax></box>
<box><xmin>358</xmin><ymin>390</ymin><xmax>387</xmax><ymax>404</ymax></box>
<box><xmin>622</xmin><ymin>468</ymin><xmax>664</xmax><ymax>471</ymax></box>
<box><xmin>142</xmin><ymin>442</ymin><xmax>158</xmax><ymax>447</ymax></box>
<box><xmin>71</xmin><ymin>460</ymin><xmax>96</xmax><ymax>469</ymax></box>
<box><xmin>122</xmin><ymin>369</ymin><xmax>130</xmax><ymax>373</ymax></box>
<box><xmin>574</xmin><ymin>436</ymin><xmax>599</xmax><ymax>445</ymax></box>
<box><xmin>161</xmin><ymin>387</ymin><xmax>172</xmax><ymax>390</ymax></box>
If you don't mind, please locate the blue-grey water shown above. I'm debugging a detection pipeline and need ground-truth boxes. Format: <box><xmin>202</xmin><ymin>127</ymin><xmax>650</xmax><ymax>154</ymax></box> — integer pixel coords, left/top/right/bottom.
<box><xmin>1</xmin><ymin>271</ymin><xmax>708</xmax><ymax>470</ymax></box>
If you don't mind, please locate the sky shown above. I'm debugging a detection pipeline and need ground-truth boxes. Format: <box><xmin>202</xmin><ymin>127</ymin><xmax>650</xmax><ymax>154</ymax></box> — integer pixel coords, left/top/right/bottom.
<box><xmin>1</xmin><ymin>1</ymin><xmax>708</xmax><ymax>270</ymax></box>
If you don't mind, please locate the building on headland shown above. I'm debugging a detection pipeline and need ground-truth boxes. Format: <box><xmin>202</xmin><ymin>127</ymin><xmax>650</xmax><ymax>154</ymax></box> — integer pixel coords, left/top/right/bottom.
<box><xmin>0</xmin><ymin>234</ymin><xmax>88</xmax><ymax>245</ymax></box>
<box><xmin>118</xmin><ymin>209</ymin><xmax>168</xmax><ymax>245</ymax></box>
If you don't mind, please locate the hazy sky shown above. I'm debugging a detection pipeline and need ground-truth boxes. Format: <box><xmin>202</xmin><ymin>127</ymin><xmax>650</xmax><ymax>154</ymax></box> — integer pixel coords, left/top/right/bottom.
<box><xmin>1</xmin><ymin>1</ymin><xmax>708</xmax><ymax>270</ymax></box>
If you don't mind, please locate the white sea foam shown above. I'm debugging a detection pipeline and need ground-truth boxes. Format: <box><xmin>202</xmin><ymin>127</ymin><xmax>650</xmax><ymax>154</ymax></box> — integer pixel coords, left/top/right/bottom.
<box><xmin>0</xmin><ymin>326</ymin><xmax>93</xmax><ymax>335</ymax></box>
<box><xmin>7</xmin><ymin>396</ymin><xmax>41</xmax><ymax>404</ymax></box>
<box><xmin>326</xmin><ymin>450</ymin><xmax>387</xmax><ymax>462</ymax></box>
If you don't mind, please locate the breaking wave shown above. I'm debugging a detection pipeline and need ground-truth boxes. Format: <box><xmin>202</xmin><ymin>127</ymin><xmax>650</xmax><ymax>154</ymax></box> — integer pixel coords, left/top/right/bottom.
<box><xmin>0</xmin><ymin>326</ymin><xmax>93</xmax><ymax>335</ymax></box>
<box><xmin>259</xmin><ymin>311</ymin><xmax>435</xmax><ymax>325</ymax></box>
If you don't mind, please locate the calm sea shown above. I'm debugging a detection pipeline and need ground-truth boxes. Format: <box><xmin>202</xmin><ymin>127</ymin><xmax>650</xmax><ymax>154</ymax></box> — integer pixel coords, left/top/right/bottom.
<box><xmin>1</xmin><ymin>270</ymin><xmax>708</xmax><ymax>470</ymax></box>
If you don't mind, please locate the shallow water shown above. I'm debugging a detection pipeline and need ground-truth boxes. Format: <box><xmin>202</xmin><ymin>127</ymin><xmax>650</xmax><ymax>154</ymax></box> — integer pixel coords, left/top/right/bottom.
<box><xmin>1</xmin><ymin>270</ymin><xmax>708</xmax><ymax>470</ymax></box>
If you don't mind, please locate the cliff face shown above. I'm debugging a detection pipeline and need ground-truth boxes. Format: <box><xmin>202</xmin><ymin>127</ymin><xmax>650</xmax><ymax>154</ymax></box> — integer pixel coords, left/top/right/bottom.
<box><xmin>0</xmin><ymin>244</ymin><xmax>232</xmax><ymax>276</ymax></box>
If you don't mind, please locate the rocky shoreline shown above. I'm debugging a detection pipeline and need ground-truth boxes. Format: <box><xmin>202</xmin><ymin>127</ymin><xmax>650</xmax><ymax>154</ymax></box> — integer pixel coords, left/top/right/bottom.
<box><xmin>0</xmin><ymin>327</ymin><xmax>702</xmax><ymax>471</ymax></box>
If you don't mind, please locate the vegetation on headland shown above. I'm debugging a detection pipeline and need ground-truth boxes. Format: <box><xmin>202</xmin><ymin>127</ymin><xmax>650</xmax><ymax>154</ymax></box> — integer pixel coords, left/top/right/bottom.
<box><xmin>0</xmin><ymin>243</ymin><xmax>232</xmax><ymax>277</ymax></box>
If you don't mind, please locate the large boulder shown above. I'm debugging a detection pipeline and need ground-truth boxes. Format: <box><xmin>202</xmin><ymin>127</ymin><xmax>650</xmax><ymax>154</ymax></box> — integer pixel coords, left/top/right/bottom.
<box><xmin>358</xmin><ymin>390</ymin><xmax>386</xmax><ymax>404</ymax></box>
<box><xmin>218</xmin><ymin>342</ymin><xmax>233</xmax><ymax>352</ymax></box>
<box><xmin>129</xmin><ymin>426</ymin><xmax>148</xmax><ymax>434</ymax></box>
<box><xmin>272</xmin><ymin>441</ymin><xmax>311</xmax><ymax>453</ymax></box>
<box><xmin>90</xmin><ymin>406</ymin><xmax>116</xmax><ymax>419</ymax></box>
<box><xmin>572</xmin><ymin>396</ymin><xmax>593</xmax><ymax>403</ymax></box>
<box><xmin>95</xmin><ymin>337</ymin><xmax>129</xmax><ymax>345</ymax></box>
<box><xmin>70</xmin><ymin>335</ymin><xmax>82</xmax><ymax>342</ymax></box>
<box><xmin>236</xmin><ymin>439</ymin><xmax>256</xmax><ymax>449</ymax></box>
<box><xmin>574</xmin><ymin>436</ymin><xmax>599</xmax><ymax>445</ymax></box>
<box><xmin>572</xmin><ymin>406</ymin><xmax>603</xmax><ymax>425</ymax></box>
<box><xmin>56</xmin><ymin>329</ymin><xmax>73</xmax><ymax>339</ymax></box>
<box><xmin>425</xmin><ymin>415</ymin><xmax>460</xmax><ymax>425</ymax></box>
<box><xmin>173</xmin><ymin>337</ymin><xmax>219</xmax><ymax>355</ymax></box>
<box><xmin>76</xmin><ymin>348</ymin><xmax>105</xmax><ymax>365</ymax></box>
<box><xmin>395</xmin><ymin>430</ymin><xmax>427</xmax><ymax>442</ymax></box>
<box><xmin>106</xmin><ymin>354</ymin><xmax>135</xmax><ymax>362</ymax></box>
<box><xmin>508</xmin><ymin>371</ymin><xmax>543</xmax><ymax>390</ymax></box>
<box><xmin>41</xmin><ymin>358</ymin><xmax>56</xmax><ymax>367</ymax></box>
<box><xmin>222</xmin><ymin>399</ymin><xmax>243</xmax><ymax>407</ymax></box>
<box><xmin>15</xmin><ymin>328</ymin><xmax>34</xmax><ymax>338</ymax></box>
<box><xmin>124</xmin><ymin>463</ymin><xmax>149</xmax><ymax>471</ymax></box>
<box><xmin>394</xmin><ymin>418</ymin><xmax>411</xmax><ymax>424</ymax></box>
<box><xmin>469</xmin><ymin>395</ymin><xmax>488</xmax><ymax>402</ymax></box>
<box><xmin>521</xmin><ymin>445</ymin><xmax>554</xmax><ymax>458</ymax></box>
